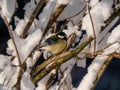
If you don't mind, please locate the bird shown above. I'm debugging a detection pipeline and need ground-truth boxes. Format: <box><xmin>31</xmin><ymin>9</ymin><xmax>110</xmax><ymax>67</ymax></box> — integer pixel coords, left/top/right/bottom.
<box><xmin>37</xmin><ymin>32</ymin><xmax>67</xmax><ymax>55</ymax></box>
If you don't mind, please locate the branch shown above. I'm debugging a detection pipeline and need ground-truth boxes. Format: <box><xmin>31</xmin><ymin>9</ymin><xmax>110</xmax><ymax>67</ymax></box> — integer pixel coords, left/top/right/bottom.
<box><xmin>91</xmin><ymin>56</ymin><xmax>113</xmax><ymax>90</ymax></box>
<box><xmin>20</xmin><ymin>0</ymin><xmax>46</xmax><ymax>38</ymax></box>
<box><xmin>41</xmin><ymin>4</ymin><xmax>67</xmax><ymax>40</ymax></box>
<box><xmin>66</xmin><ymin>33</ymin><xmax>76</xmax><ymax>50</ymax></box>
<box><xmin>87</xmin><ymin>2</ymin><xmax>96</xmax><ymax>53</ymax></box>
<box><xmin>32</xmin><ymin>36</ymin><xmax>93</xmax><ymax>84</ymax></box>
<box><xmin>3</xmin><ymin>17</ymin><xmax>22</xmax><ymax>67</ymax></box>
<box><xmin>22</xmin><ymin>4</ymin><xmax>68</xmax><ymax>66</ymax></box>
<box><xmin>14</xmin><ymin>68</ymin><xmax>23</xmax><ymax>90</ymax></box>
<box><xmin>3</xmin><ymin>17</ymin><xmax>24</xmax><ymax>90</ymax></box>
<box><xmin>109</xmin><ymin>52</ymin><xmax>120</xmax><ymax>58</ymax></box>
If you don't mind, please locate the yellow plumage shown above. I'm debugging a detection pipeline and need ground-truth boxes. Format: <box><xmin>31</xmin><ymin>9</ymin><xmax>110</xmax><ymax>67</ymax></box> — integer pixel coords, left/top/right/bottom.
<box><xmin>41</xmin><ymin>39</ymin><xmax>67</xmax><ymax>55</ymax></box>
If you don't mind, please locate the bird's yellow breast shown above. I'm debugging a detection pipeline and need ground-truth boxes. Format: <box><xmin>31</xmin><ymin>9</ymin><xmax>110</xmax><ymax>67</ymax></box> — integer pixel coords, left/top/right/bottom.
<box><xmin>42</xmin><ymin>39</ymin><xmax>67</xmax><ymax>55</ymax></box>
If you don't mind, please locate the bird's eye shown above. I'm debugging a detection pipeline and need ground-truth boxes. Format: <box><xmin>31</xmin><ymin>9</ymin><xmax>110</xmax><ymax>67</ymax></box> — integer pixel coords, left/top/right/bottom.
<box><xmin>57</xmin><ymin>35</ymin><xmax>64</xmax><ymax>39</ymax></box>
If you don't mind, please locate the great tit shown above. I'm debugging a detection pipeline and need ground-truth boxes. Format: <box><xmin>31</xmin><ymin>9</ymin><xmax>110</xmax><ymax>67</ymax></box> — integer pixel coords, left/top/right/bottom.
<box><xmin>38</xmin><ymin>32</ymin><xmax>67</xmax><ymax>55</ymax></box>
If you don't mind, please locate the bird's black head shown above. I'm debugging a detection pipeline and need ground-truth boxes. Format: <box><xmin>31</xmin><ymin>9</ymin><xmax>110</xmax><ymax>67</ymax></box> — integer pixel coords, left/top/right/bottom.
<box><xmin>57</xmin><ymin>32</ymin><xmax>67</xmax><ymax>41</ymax></box>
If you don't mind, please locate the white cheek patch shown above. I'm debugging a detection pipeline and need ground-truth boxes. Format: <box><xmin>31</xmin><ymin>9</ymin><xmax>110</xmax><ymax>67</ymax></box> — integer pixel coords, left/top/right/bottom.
<box><xmin>58</xmin><ymin>35</ymin><xmax>64</xmax><ymax>39</ymax></box>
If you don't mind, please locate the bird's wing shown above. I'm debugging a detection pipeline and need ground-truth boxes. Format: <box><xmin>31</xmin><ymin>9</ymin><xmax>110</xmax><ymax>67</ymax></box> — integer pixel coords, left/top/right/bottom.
<box><xmin>45</xmin><ymin>35</ymin><xmax>58</xmax><ymax>45</ymax></box>
<box><xmin>37</xmin><ymin>35</ymin><xmax>58</xmax><ymax>49</ymax></box>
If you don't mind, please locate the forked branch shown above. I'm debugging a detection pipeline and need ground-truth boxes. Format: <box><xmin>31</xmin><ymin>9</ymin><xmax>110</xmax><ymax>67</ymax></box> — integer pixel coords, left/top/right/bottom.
<box><xmin>32</xmin><ymin>36</ymin><xmax>93</xmax><ymax>84</ymax></box>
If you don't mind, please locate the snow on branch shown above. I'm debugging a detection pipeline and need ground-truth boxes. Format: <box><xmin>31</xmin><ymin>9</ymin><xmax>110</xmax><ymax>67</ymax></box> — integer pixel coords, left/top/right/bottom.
<box><xmin>32</xmin><ymin>36</ymin><xmax>93</xmax><ymax>84</ymax></box>
<box><xmin>0</xmin><ymin>0</ymin><xmax>120</xmax><ymax>90</ymax></box>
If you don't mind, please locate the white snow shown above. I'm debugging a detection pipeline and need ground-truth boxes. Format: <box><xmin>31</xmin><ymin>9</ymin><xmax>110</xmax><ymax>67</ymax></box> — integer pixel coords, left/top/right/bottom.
<box><xmin>82</xmin><ymin>0</ymin><xmax>113</xmax><ymax>36</ymax></box>
<box><xmin>63</xmin><ymin>25</ymin><xmax>81</xmax><ymax>37</ymax></box>
<box><xmin>90</xmin><ymin>0</ymin><xmax>99</xmax><ymax>8</ymax></box>
<box><xmin>36</xmin><ymin>69</ymin><xmax>56</xmax><ymax>90</ymax></box>
<box><xmin>21</xmin><ymin>71</ymin><xmax>35</xmax><ymax>90</ymax></box>
<box><xmin>15</xmin><ymin>18</ymin><xmax>38</xmax><ymax>37</ymax></box>
<box><xmin>57</xmin><ymin>0</ymin><xmax>69</xmax><ymax>5</ymax></box>
<box><xmin>15</xmin><ymin>19</ymin><xmax>27</xmax><ymax>36</ymax></box>
<box><xmin>35</xmin><ymin>75</ymin><xmax>49</xmax><ymax>90</ymax></box>
<box><xmin>23</xmin><ymin>0</ymin><xmax>37</xmax><ymax>20</ymax></box>
<box><xmin>0</xmin><ymin>56</ymin><xmax>20</xmax><ymax>87</ymax></box>
<box><xmin>43</xmin><ymin>50</ymin><xmax>52</xmax><ymax>59</ymax></box>
<box><xmin>107</xmin><ymin>25</ymin><xmax>120</xmax><ymax>44</ymax></box>
<box><xmin>98</xmin><ymin>17</ymin><xmax>119</xmax><ymax>45</ymax></box>
<box><xmin>26</xmin><ymin>57</ymin><xmax>33</xmax><ymax>69</ymax></box>
<box><xmin>36</xmin><ymin>0</ymin><xmax>57</xmax><ymax>30</ymax></box>
<box><xmin>0</xmin><ymin>55</ymin><xmax>11</xmax><ymax>72</ymax></box>
<box><xmin>116</xmin><ymin>4</ymin><xmax>120</xmax><ymax>8</ymax></box>
<box><xmin>103</xmin><ymin>43</ymin><xmax>120</xmax><ymax>55</ymax></box>
<box><xmin>76</xmin><ymin>58</ymin><xmax>86</xmax><ymax>68</ymax></box>
<box><xmin>0</xmin><ymin>0</ymin><xmax>16</xmax><ymax>22</ymax></box>
<box><xmin>116</xmin><ymin>48</ymin><xmax>120</xmax><ymax>53</ymax></box>
<box><xmin>82</xmin><ymin>0</ymin><xmax>113</xmax><ymax>52</ymax></box>
<box><xmin>49</xmin><ymin>63</ymin><xmax>73</xmax><ymax>90</ymax></box>
<box><xmin>32</xmin><ymin>51</ymin><xmax>41</xmax><ymax>66</ymax></box>
<box><xmin>0</xmin><ymin>84</ymin><xmax>16</xmax><ymax>90</ymax></box>
<box><xmin>77</xmin><ymin>55</ymin><xmax>108</xmax><ymax>90</ymax></box>
<box><xmin>60</xmin><ymin>58</ymin><xmax>76</xmax><ymax>72</ymax></box>
<box><xmin>0</xmin><ymin>0</ymin><xmax>120</xmax><ymax>90</ymax></box>
<box><xmin>55</xmin><ymin>70</ymin><xmax>72</xmax><ymax>90</ymax></box>
<box><xmin>7</xmin><ymin>29</ymin><xmax>42</xmax><ymax>64</ymax></box>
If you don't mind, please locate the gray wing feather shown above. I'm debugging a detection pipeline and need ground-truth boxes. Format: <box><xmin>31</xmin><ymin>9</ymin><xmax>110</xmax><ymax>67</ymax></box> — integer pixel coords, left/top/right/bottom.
<box><xmin>37</xmin><ymin>36</ymin><xmax>58</xmax><ymax>50</ymax></box>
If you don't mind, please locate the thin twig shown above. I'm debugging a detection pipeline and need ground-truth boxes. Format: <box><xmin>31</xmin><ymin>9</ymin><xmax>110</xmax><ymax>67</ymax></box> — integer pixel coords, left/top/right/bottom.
<box><xmin>14</xmin><ymin>68</ymin><xmax>23</xmax><ymax>90</ymax></box>
<box><xmin>58</xmin><ymin>19</ymin><xmax>70</xmax><ymax>33</ymax></box>
<box><xmin>3</xmin><ymin>17</ymin><xmax>22</xmax><ymax>67</ymax></box>
<box><xmin>5</xmin><ymin>72</ymin><xmax>14</xmax><ymax>86</ymax></box>
<box><xmin>46</xmin><ymin>72</ymin><xmax>56</xmax><ymax>90</ymax></box>
<box><xmin>20</xmin><ymin>0</ymin><xmax>46</xmax><ymax>38</ymax></box>
<box><xmin>58</xmin><ymin>75</ymin><xmax>70</xmax><ymax>90</ymax></box>
<box><xmin>3</xmin><ymin>77</ymin><xmax>7</xmax><ymax>86</ymax></box>
<box><xmin>41</xmin><ymin>4</ymin><xmax>68</xmax><ymax>41</ymax></box>
<box><xmin>58</xmin><ymin>63</ymin><xmax>75</xmax><ymax>90</ymax></box>
<box><xmin>57</xmin><ymin>67</ymin><xmax>69</xmax><ymax>90</ymax></box>
<box><xmin>66</xmin><ymin>33</ymin><xmax>76</xmax><ymax>50</ymax></box>
<box><xmin>3</xmin><ymin>17</ymin><xmax>23</xmax><ymax>90</ymax></box>
<box><xmin>109</xmin><ymin>52</ymin><xmax>120</xmax><ymax>58</ymax></box>
<box><xmin>87</xmin><ymin>2</ymin><xmax>96</xmax><ymax>53</ymax></box>
<box><xmin>52</xmin><ymin>22</ymin><xmax>58</xmax><ymax>33</ymax></box>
